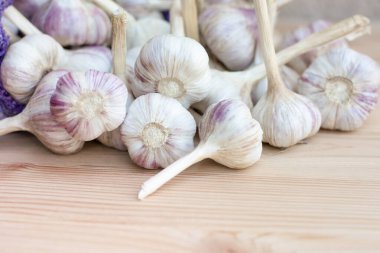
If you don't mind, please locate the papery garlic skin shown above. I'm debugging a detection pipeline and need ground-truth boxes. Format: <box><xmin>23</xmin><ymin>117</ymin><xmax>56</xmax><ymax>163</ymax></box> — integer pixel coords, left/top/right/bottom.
<box><xmin>1</xmin><ymin>34</ymin><xmax>112</xmax><ymax>104</ymax></box>
<box><xmin>25</xmin><ymin>70</ymin><xmax>85</xmax><ymax>154</ymax></box>
<box><xmin>298</xmin><ymin>47</ymin><xmax>380</xmax><ymax>131</ymax></box>
<box><xmin>133</xmin><ymin>35</ymin><xmax>211</xmax><ymax>108</ymax></box>
<box><xmin>32</xmin><ymin>0</ymin><xmax>111</xmax><ymax>47</ymax></box>
<box><xmin>201</xmin><ymin>99</ymin><xmax>263</xmax><ymax>168</ymax></box>
<box><xmin>199</xmin><ymin>5</ymin><xmax>257</xmax><ymax>71</ymax></box>
<box><xmin>121</xmin><ymin>93</ymin><xmax>196</xmax><ymax>169</ymax></box>
<box><xmin>14</xmin><ymin>0</ymin><xmax>49</xmax><ymax>18</ymax></box>
<box><xmin>116</xmin><ymin>0</ymin><xmax>172</xmax><ymax>18</ymax></box>
<box><xmin>50</xmin><ymin>70</ymin><xmax>128</xmax><ymax>141</ymax></box>
<box><xmin>252</xmin><ymin>89</ymin><xmax>321</xmax><ymax>148</ymax></box>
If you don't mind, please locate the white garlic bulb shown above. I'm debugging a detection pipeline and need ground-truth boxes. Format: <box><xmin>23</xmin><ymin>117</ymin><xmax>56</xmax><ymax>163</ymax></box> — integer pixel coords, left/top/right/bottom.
<box><xmin>251</xmin><ymin>0</ymin><xmax>321</xmax><ymax>148</ymax></box>
<box><xmin>199</xmin><ymin>5</ymin><xmax>258</xmax><ymax>71</ymax></box>
<box><xmin>298</xmin><ymin>47</ymin><xmax>380</xmax><ymax>131</ymax></box>
<box><xmin>32</xmin><ymin>0</ymin><xmax>111</xmax><ymax>47</ymax></box>
<box><xmin>121</xmin><ymin>93</ymin><xmax>196</xmax><ymax>169</ymax></box>
<box><xmin>133</xmin><ymin>34</ymin><xmax>211</xmax><ymax>108</ymax></box>
<box><xmin>138</xmin><ymin>99</ymin><xmax>263</xmax><ymax>199</ymax></box>
<box><xmin>0</xmin><ymin>71</ymin><xmax>85</xmax><ymax>154</ymax></box>
<box><xmin>50</xmin><ymin>70</ymin><xmax>129</xmax><ymax>141</ymax></box>
<box><xmin>278</xmin><ymin>19</ymin><xmax>348</xmax><ymax>74</ymax></box>
<box><xmin>1</xmin><ymin>34</ymin><xmax>112</xmax><ymax>103</ymax></box>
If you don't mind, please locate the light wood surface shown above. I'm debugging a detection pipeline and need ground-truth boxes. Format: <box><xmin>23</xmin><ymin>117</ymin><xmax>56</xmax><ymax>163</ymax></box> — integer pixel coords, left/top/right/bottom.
<box><xmin>0</xmin><ymin>23</ymin><xmax>380</xmax><ymax>253</ymax></box>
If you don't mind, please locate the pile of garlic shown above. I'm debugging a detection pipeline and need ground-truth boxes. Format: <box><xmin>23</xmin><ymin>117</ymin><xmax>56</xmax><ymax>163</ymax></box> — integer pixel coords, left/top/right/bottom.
<box><xmin>0</xmin><ymin>0</ymin><xmax>379</xmax><ymax>200</ymax></box>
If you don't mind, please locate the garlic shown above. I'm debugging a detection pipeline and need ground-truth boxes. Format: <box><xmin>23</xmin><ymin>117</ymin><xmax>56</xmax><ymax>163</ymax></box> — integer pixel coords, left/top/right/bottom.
<box><xmin>250</xmin><ymin>0</ymin><xmax>322</xmax><ymax>148</ymax></box>
<box><xmin>50</xmin><ymin>70</ymin><xmax>128</xmax><ymax>141</ymax></box>
<box><xmin>31</xmin><ymin>0</ymin><xmax>111</xmax><ymax>47</ymax></box>
<box><xmin>199</xmin><ymin>5</ymin><xmax>258</xmax><ymax>71</ymax></box>
<box><xmin>193</xmin><ymin>14</ymin><xmax>370</xmax><ymax>112</ymax></box>
<box><xmin>121</xmin><ymin>93</ymin><xmax>196</xmax><ymax>170</ymax></box>
<box><xmin>298</xmin><ymin>47</ymin><xmax>380</xmax><ymax>131</ymax></box>
<box><xmin>89</xmin><ymin>0</ymin><xmax>170</xmax><ymax>49</ymax></box>
<box><xmin>1</xmin><ymin>33</ymin><xmax>112</xmax><ymax>103</ymax></box>
<box><xmin>13</xmin><ymin>0</ymin><xmax>49</xmax><ymax>18</ymax></box>
<box><xmin>278</xmin><ymin>19</ymin><xmax>348</xmax><ymax>74</ymax></box>
<box><xmin>115</xmin><ymin>0</ymin><xmax>172</xmax><ymax>18</ymax></box>
<box><xmin>2</xmin><ymin>17</ymin><xmax>19</xmax><ymax>42</ymax></box>
<box><xmin>0</xmin><ymin>70</ymin><xmax>85</xmax><ymax>154</ymax></box>
<box><xmin>138</xmin><ymin>99</ymin><xmax>263</xmax><ymax>199</ymax></box>
<box><xmin>133</xmin><ymin>34</ymin><xmax>211</xmax><ymax>108</ymax></box>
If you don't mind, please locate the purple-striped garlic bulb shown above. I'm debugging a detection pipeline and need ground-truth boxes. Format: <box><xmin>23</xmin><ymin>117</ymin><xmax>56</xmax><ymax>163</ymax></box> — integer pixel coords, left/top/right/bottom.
<box><xmin>1</xmin><ymin>34</ymin><xmax>112</xmax><ymax>103</ymax></box>
<box><xmin>133</xmin><ymin>34</ymin><xmax>211</xmax><ymax>108</ymax></box>
<box><xmin>50</xmin><ymin>70</ymin><xmax>129</xmax><ymax>142</ymax></box>
<box><xmin>298</xmin><ymin>47</ymin><xmax>380</xmax><ymax>131</ymax></box>
<box><xmin>199</xmin><ymin>5</ymin><xmax>258</xmax><ymax>71</ymax></box>
<box><xmin>138</xmin><ymin>99</ymin><xmax>263</xmax><ymax>199</ymax></box>
<box><xmin>0</xmin><ymin>70</ymin><xmax>85</xmax><ymax>154</ymax></box>
<box><xmin>251</xmin><ymin>0</ymin><xmax>321</xmax><ymax>148</ymax></box>
<box><xmin>13</xmin><ymin>0</ymin><xmax>49</xmax><ymax>18</ymax></box>
<box><xmin>121</xmin><ymin>93</ymin><xmax>196</xmax><ymax>169</ymax></box>
<box><xmin>278</xmin><ymin>19</ymin><xmax>348</xmax><ymax>74</ymax></box>
<box><xmin>31</xmin><ymin>0</ymin><xmax>111</xmax><ymax>47</ymax></box>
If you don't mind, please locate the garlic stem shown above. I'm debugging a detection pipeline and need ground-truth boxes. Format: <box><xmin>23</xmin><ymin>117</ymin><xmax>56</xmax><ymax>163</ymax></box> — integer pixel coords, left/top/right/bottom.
<box><xmin>3</xmin><ymin>25</ymin><xmax>20</xmax><ymax>43</ymax></box>
<box><xmin>0</xmin><ymin>113</ymin><xmax>28</xmax><ymax>136</ymax></box>
<box><xmin>4</xmin><ymin>6</ymin><xmax>41</xmax><ymax>35</ymax></box>
<box><xmin>89</xmin><ymin>0</ymin><xmax>136</xmax><ymax>23</ymax></box>
<box><xmin>170</xmin><ymin>0</ymin><xmax>185</xmax><ymax>37</ymax></box>
<box><xmin>112</xmin><ymin>9</ymin><xmax>128</xmax><ymax>84</ymax></box>
<box><xmin>138</xmin><ymin>144</ymin><xmax>214</xmax><ymax>200</ymax></box>
<box><xmin>181</xmin><ymin>0</ymin><xmax>200</xmax><ymax>41</ymax></box>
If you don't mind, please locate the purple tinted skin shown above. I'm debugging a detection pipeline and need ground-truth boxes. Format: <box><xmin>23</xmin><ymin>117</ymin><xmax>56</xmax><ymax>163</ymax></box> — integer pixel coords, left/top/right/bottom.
<box><xmin>210</xmin><ymin>100</ymin><xmax>234</xmax><ymax>123</ymax></box>
<box><xmin>0</xmin><ymin>0</ymin><xmax>25</xmax><ymax>117</ymax></box>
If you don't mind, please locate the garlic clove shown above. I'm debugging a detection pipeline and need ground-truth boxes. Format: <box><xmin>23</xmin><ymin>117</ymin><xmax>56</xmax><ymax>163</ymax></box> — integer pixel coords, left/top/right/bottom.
<box><xmin>133</xmin><ymin>34</ymin><xmax>211</xmax><ymax>108</ymax></box>
<box><xmin>298</xmin><ymin>47</ymin><xmax>380</xmax><ymax>131</ymax></box>
<box><xmin>199</xmin><ymin>5</ymin><xmax>258</xmax><ymax>71</ymax></box>
<box><xmin>138</xmin><ymin>99</ymin><xmax>263</xmax><ymax>199</ymax></box>
<box><xmin>121</xmin><ymin>93</ymin><xmax>196</xmax><ymax>169</ymax></box>
<box><xmin>50</xmin><ymin>70</ymin><xmax>128</xmax><ymax>142</ymax></box>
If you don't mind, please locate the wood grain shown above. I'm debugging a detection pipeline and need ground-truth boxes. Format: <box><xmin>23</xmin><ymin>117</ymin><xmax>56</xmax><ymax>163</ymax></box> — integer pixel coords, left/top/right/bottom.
<box><xmin>1</xmin><ymin>23</ymin><xmax>380</xmax><ymax>252</ymax></box>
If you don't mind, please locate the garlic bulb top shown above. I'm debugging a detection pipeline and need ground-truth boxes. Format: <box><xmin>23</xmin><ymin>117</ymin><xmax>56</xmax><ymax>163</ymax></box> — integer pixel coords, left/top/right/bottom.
<box><xmin>138</xmin><ymin>99</ymin><xmax>263</xmax><ymax>199</ymax></box>
<box><xmin>298</xmin><ymin>47</ymin><xmax>380</xmax><ymax>131</ymax></box>
<box><xmin>279</xmin><ymin>19</ymin><xmax>348</xmax><ymax>74</ymax></box>
<box><xmin>199</xmin><ymin>5</ymin><xmax>258</xmax><ymax>71</ymax></box>
<box><xmin>133</xmin><ymin>34</ymin><xmax>211</xmax><ymax>108</ymax></box>
<box><xmin>121</xmin><ymin>93</ymin><xmax>196</xmax><ymax>169</ymax></box>
<box><xmin>32</xmin><ymin>0</ymin><xmax>111</xmax><ymax>47</ymax></box>
<box><xmin>50</xmin><ymin>70</ymin><xmax>129</xmax><ymax>141</ymax></box>
<box><xmin>14</xmin><ymin>0</ymin><xmax>49</xmax><ymax>18</ymax></box>
<box><xmin>1</xmin><ymin>34</ymin><xmax>112</xmax><ymax>104</ymax></box>
<box><xmin>0</xmin><ymin>70</ymin><xmax>85</xmax><ymax>155</ymax></box>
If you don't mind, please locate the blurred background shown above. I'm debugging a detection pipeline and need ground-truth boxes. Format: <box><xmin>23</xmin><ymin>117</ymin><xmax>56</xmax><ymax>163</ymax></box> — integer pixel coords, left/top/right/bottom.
<box><xmin>279</xmin><ymin>0</ymin><xmax>380</xmax><ymax>21</ymax></box>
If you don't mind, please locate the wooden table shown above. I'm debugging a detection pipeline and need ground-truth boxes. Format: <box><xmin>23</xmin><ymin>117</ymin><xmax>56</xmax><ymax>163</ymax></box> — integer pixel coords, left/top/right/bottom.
<box><xmin>1</xmin><ymin>23</ymin><xmax>380</xmax><ymax>252</ymax></box>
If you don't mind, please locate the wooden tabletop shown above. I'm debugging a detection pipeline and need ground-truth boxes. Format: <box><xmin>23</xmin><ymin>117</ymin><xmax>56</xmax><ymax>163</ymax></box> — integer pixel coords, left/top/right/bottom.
<box><xmin>1</xmin><ymin>23</ymin><xmax>380</xmax><ymax>252</ymax></box>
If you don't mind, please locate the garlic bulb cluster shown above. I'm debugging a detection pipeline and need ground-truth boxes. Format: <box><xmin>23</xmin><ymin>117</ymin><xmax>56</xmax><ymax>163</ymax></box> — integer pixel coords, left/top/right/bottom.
<box><xmin>199</xmin><ymin>5</ymin><xmax>258</xmax><ymax>71</ymax></box>
<box><xmin>133</xmin><ymin>34</ymin><xmax>211</xmax><ymax>108</ymax></box>
<box><xmin>298</xmin><ymin>47</ymin><xmax>380</xmax><ymax>131</ymax></box>
<box><xmin>32</xmin><ymin>0</ymin><xmax>111</xmax><ymax>47</ymax></box>
<box><xmin>50</xmin><ymin>70</ymin><xmax>129</xmax><ymax>141</ymax></box>
<box><xmin>251</xmin><ymin>0</ymin><xmax>321</xmax><ymax>148</ymax></box>
<box><xmin>115</xmin><ymin>0</ymin><xmax>172</xmax><ymax>18</ymax></box>
<box><xmin>0</xmin><ymin>71</ymin><xmax>85</xmax><ymax>154</ymax></box>
<box><xmin>1</xmin><ymin>34</ymin><xmax>112</xmax><ymax>103</ymax></box>
<box><xmin>13</xmin><ymin>0</ymin><xmax>49</xmax><ymax>18</ymax></box>
<box><xmin>121</xmin><ymin>93</ymin><xmax>196</xmax><ymax>169</ymax></box>
<box><xmin>138</xmin><ymin>99</ymin><xmax>263</xmax><ymax>199</ymax></box>
<box><xmin>278</xmin><ymin>19</ymin><xmax>348</xmax><ymax>74</ymax></box>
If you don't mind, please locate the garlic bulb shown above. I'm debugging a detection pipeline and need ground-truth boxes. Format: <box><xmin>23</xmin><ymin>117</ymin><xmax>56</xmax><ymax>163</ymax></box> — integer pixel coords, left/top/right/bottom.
<box><xmin>138</xmin><ymin>99</ymin><xmax>263</xmax><ymax>199</ymax></box>
<box><xmin>0</xmin><ymin>70</ymin><xmax>85</xmax><ymax>154</ymax></box>
<box><xmin>199</xmin><ymin>5</ymin><xmax>258</xmax><ymax>71</ymax></box>
<box><xmin>89</xmin><ymin>0</ymin><xmax>170</xmax><ymax>49</ymax></box>
<box><xmin>115</xmin><ymin>0</ymin><xmax>172</xmax><ymax>18</ymax></box>
<box><xmin>1</xmin><ymin>34</ymin><xmax>112</xmax><ymax>103</ymax></box>
<box><xmin>32</xmin><ymin>0</ymin><xmax>111</xmax><ymax>47</ymax></box>
<box><xmin>278</xmin><ymin>19</ymin><xmax>348</xmax><ymax>74</ymax></box>
<box><xmin>251</xmin><ymin>0</ymin><xmax>321</xmax><ymax>148</ymax></box>
<box><xmin>298</xmin><ymin>47</ymin><xmax>380</xmax><ymax>131</ymax></box>
<box><xmin>13</xmin><ymin>0</ymin><xmax>49</xmax><ymax>18</ymax></box>
<box><xmin>50</xmin><ymin>70</ymin><xmax>129</xmax><ymax>141</ymax></box>
<box><xmin>121</xmin><ymin>93</ymin><xmax>196</xmax><ymax>169</ymax></box>
<box><xmin>133</xmin><ymin>34</ymin><xmax>211</xmax><ymax>108</ymax></box>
